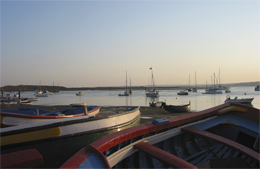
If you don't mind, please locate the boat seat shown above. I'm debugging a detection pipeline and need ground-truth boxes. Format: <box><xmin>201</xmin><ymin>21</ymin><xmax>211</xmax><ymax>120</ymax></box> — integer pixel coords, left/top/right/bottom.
<box><xmin>135</xmin><ymin>141</ymin><xmax>198</xmax><ymax>169</ymax></box>
<box><xmin>181</xmin><ymin>126</ymin><xmax>260</xmax><ymax>161</ymax></box>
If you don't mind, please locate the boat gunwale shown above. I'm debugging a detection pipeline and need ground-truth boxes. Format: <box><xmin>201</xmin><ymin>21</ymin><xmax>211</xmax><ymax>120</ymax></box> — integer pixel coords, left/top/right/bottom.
<box><xmin>0</xmin><ymin>106</ymin><xmax>101</xmax><ymax>119</ymax></box>
<box><xmin>0</xmin><ymin>107</ymin><xmax>140</xmax><ymax>136</ymax></box>
<box><xmin>60</xmin><ymin>103</ymin><xmax>259</xmax><ymax>168</ymax></box>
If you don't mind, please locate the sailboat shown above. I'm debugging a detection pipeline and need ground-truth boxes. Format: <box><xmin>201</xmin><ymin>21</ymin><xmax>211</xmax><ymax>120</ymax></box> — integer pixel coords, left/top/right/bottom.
<box><xmin>118</xmin><ymin>71</ymin><xmax>130</xmax><ymax>96</ymax></box>
<box><xmin>146</xmin><ymin>67</ymin><xmax>159</xmax><ymax>97</ymax></box>
<box><xmin>202</xmin><ymin>73</ymin><xmax>222</xmax><ymax>94</ymax></box>
<box><xmin>193</xmin><ymin>71</ymin><xmax>197</xmax><ymax>92</ymax></box>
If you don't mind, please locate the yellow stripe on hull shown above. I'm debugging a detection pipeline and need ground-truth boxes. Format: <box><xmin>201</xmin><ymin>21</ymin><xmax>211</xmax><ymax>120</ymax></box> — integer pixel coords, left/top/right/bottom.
<box><xmin>218</xmin><ymin>106</ymin><xmax>247</xmax><ymax>115</ymax></box>
<box><xmin>1</xmin><ymin>127</ymin><xmax>61</xmax><ymax>146</ymax></box>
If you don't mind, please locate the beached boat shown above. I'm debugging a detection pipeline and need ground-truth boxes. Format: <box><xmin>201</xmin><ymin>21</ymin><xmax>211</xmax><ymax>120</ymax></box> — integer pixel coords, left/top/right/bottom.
<box><xmin>163</xmin><ymin>101</ymin><xmax>191</xmax><ymax>112</ymax></box>
<box><xmin>0</xmin><ymin>104</ymin><xmax>101</xmax><ymax>127</ymax></box>
<box><xmin>0</xmin><ymin>107</ymin><xmax>140</xmax><ymax>168</ymax></box>
<box><xmin>177</xmin><ymin>90</ymin><xmax>188</xmax><ymax>95</ymax></box>
<box><xmin>149</xmin><ymin>101</ymin><xmax>166</xmax><ymax>108</ymax></box>
<box><xmin>61</xmin><ymin>103</ymin><xmax>260</xmax><ymax>169</ymax></box>
<box><xmin>225</xmin><ymin>95</ymin><xmax>254</xmax><ymax>104</ymax></box>
<box><xmin>146</xmin><ymin>68</ymin><xmax>159</xmax><ymax>97</ymax></box>
<box><xmin>76</xmin><ymin>91</ymin><xmax>85</xmax><ymax>96</ymax></box>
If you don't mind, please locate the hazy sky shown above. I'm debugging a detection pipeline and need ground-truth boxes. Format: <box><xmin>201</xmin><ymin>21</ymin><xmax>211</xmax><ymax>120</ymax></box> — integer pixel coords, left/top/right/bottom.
<box><xmin>1</xmin><ymin>0</ymin><xmax>259</xmax><ymax>87</ymax></box>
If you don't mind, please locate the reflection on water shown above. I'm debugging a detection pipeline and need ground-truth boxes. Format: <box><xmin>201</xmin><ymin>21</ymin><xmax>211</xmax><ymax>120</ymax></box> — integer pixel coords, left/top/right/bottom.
<box><xmin>14</xmin><ymin>86</ymin><xmax>260</xmax><ymax>111</ymax></box>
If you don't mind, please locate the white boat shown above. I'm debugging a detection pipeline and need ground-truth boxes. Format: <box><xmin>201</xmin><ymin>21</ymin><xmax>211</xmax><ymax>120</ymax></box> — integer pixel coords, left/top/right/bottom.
<box><xmin>225</xmin><ymin>95</ymin><xmax>254</xmax><ymax>104</ymax></box>
<box><xmin>76</xmin><ymin>92</ymin><xmax>85</xmax><ymax>96</ymax></box>
<box><xmin>146</xmin><ymin>67</ymin><xmax>159</xmax><ymax>97</ymax></box>
<box><xmin>255</xmin><ymin>86</ymin><xmax>260</xmax><ymax>91</ymax></box>
<box><xmin>34</xmin><ymin>90</ymin><xmax>48</xmax><ymax>97</ymax></box>
<box><xmin>119</xmin><ymin>71</ymin><xmax>130</xmax><ymax>96</ymax></box>
<box><xmin>202</xmin><ymin>88</ymin><xmax>222</xmax><ymax>94</ymax></box>
<box><xmin>203</xmin><ymin>73</ymin><xmax>222</xmax><ymax>94</ymax></box>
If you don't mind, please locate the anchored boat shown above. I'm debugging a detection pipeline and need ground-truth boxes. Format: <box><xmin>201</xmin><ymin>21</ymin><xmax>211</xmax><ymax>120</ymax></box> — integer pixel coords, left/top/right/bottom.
<box><xmin>61</xmin><ymin>103</ymin><xmax>260</xmax><ymax>169</ymax></box>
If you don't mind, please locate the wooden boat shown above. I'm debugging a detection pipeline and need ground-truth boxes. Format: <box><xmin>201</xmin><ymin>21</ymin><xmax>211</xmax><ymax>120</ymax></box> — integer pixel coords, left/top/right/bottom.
<box><xmin>163</xmin><ymin>101</ymin><xmax>191</xmax><ymax>112</ymax></box>
<box><xmin>61</xmin><ymin>103</ymin><xmax>260</xmax><ymax>169</ymax></box>
<box><xmin>149</xmin><ymin>101</ymin><xmax>166</xmax><ymax>108</ymax></box>
<box><xmin>0</xmin><ymin>104</ymin><xmax>101</xmax><ymax>127</ymax></box>
<box><xmin>0</xmin><ymin>107</ymin><xmax>140</xmax><ymax>168</ymax></box>
<box><xmin>225</xmin><ymin>95</ymin><xmax>254</xmax><ymax>104</ymax></box>
<box><xmin>255</xmin><ymin>85</ymin><xmax>260</xmax><ymax>91</ymax></box>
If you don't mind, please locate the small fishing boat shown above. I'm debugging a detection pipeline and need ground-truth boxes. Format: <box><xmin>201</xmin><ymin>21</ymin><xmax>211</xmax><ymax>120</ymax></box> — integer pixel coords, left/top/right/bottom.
<box><xmin>177</xmin><ymin>90</ymin><xmax>188</xmax><ymax>95</ymax></box>
<box><xmin>0</xmin><ymin>104</ymin><xmax>101</xmax><ymax>127</ymax></box>
<box><xmin>0</xmin><ymin>107</ymin><xmax>141</xmax><ymax>168</ymax></box>
<box><xmin>76</xmin><ymin>91</ymin><xmax>85</xmax><ymax>96</ymax></box>
<box><xmin>163</xmin><ymin>101</ymin><xmax>191</xmax><ymax>112</ymax></box>
<box><xmin>61</xmin><ymin>103</ymin><xmax>260</xmax><ymax>169</ymax></box>
<box><xmin>225</xmin><ymin>95</ymin><xmax>254</xmax><ymax>104</ymax></box>
<box><xmin>255</xmin><ymin>86</ymin><xmax>260</xmax><ymax>91</ymax></box>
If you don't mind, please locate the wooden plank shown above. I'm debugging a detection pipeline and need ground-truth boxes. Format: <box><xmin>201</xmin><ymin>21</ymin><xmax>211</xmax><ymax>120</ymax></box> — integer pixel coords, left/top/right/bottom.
<box><xmin>135</xmin><ymin>142</ymin><xmax>198</xmax><ymax>169</ymax></box>
<box><xmin>182</xmin><ymin>126</ymin><xmax>260</xmax><ymax>161</ymax></box>
<box><xmin>0</xmin><ymin>149</ymin><xmax>43</xmax><ymax>168</ymax></box>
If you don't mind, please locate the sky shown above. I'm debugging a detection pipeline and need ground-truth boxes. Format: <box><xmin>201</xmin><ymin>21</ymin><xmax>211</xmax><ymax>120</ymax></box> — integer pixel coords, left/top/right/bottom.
<box><xmin>1</xmin><ymin>0</ymin><xmax>259</xmax><ymax>87</ymax></box>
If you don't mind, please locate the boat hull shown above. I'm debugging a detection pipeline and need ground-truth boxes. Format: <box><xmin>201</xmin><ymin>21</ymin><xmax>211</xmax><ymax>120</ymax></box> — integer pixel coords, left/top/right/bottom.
<box><xmin>61</xmin><ymin>103</ymin><xmax>260</xmax><ymax>169</ymax></box>
<box><xmin>0</xmin><ymin>106</ymin><xmax>101</xmax><ymax>127</ymax></box>
<box><xmin>0</xmin><ymin>107</ymin><xmax>141</xmax><ymax>168</ymax></box>
<box><xmin>163</xmin><ymin>103</ymin><xmax>191</xmax><ymax>112</ymax></box>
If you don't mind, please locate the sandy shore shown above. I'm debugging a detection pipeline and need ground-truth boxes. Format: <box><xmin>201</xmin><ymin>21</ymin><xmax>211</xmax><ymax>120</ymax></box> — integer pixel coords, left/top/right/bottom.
<box><xmin>0</xmin><ymin>104</ymin><xmax>193</xmax><ymax>124</ymax></box>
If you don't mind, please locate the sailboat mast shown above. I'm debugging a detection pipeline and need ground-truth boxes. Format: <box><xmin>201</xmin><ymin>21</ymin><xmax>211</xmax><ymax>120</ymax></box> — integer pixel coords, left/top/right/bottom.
<box><xmin>126</xmin><ymin>71</ymin><xmax>128</xmax><ymax>90</ymax></box>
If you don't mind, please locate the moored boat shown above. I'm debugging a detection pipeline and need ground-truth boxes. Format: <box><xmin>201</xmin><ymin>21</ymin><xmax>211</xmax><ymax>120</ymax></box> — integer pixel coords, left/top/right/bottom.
<box><xmin>255</xmin><ymin>86</ymin><xmax>260</xmax><ymax>91</ymax></box>
<box><xmin>0</xmin><ymin>107</ymin><xmax>141</xmax><ymax>168</ymax></box>
<box><xmin>177</xmin><ymin>90</ymin><xmax>188</xmax><ymax>95</ymax></box>
<box><xmin>61</xmin><ymin>103</ymin><xmax>260</xmax><ymax>169</ymax></box>
<box><xmin>146</xmin><ymin>67</ymin><xmax>159</xmax><ymax>97</ymax></box>
<box><xmin>76</xmin><ymin>91</ymin><xmax>85</xmax><ymax>96</ymax></box>
<box><xmin>163</xmin><ymin>101</ymin><xmax>191</xmax><ymax>112</ymax></box>
<box><xmin>0</xmin><ymin>104</ymin><xmax>101</xmax><ymax>127</ymax></box>
<box><xmin>225</xmin><ymin>95</ymin><xmax>254</xmax><ymax>104</ymax></box>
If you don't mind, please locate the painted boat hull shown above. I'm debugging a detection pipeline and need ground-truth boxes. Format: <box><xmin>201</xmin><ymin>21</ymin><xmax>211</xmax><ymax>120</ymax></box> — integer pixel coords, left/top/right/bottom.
<box><xmin>0</xmin><ymin>107</ymin><xmax>140</xmax><ymax>168</ymax></box>
<box><xmin>163</xmin><ymin>102</ymin><xmax>191</xmax><ymax>112</ymax></box>
<box><xmin>0</xmin><ymin>106</ymin><xmax>101</xmax><ymax>127</ymax></box>
<box><xmin>61</xmin><ymin>103</ymin><xmax>260</xmax><ymax>169</ymax></box>
<box><xmin>225</xmin><ymin>98</ymin><xmax>254</xmax><ymax>104</ymax></box>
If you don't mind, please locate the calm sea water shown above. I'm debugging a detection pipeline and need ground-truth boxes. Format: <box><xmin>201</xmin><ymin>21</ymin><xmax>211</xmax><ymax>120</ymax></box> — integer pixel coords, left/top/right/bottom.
<box><xmin>18</xmin><ymin>86</ymin><xmax>259</xmax><ymax>111</ymax></box>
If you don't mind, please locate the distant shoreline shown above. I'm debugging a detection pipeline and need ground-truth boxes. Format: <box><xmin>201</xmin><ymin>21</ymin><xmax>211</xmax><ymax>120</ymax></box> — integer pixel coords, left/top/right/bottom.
<box><xmin>0</xmin><ymin>81</ymin><xmax>259</xmax><ymax>92</ymax></box>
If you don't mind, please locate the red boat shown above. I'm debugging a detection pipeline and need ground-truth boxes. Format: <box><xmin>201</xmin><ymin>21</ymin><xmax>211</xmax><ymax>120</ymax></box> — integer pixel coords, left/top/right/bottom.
<box><xmin>61</xmin><ymin>103</ymin><xmax>260</xmax><ymax>169</ymax></box>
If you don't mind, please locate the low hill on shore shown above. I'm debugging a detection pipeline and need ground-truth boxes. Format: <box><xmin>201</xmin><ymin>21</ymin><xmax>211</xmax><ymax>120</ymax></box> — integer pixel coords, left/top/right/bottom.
<box><xmin>0</xmin><ymin>81</ymin><xmax>259</xmax><ymax>92</ymax></box>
